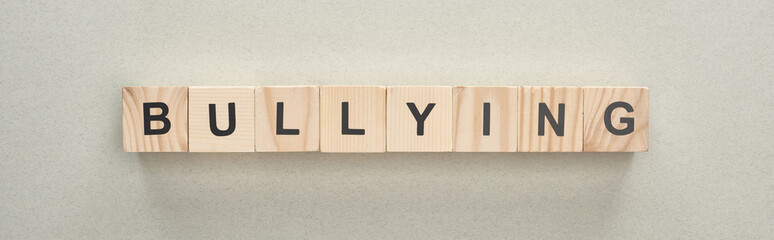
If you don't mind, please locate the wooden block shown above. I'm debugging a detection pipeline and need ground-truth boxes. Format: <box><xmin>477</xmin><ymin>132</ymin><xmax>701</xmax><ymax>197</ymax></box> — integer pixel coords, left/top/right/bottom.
<box><xmin>122</xmin><ymin>87</ymin><xmax>188</xmax><ymax>152</ymax></box>
<box><xmin>255</xmin><ymin>86</ymin><xmax>319</xmax><ymax>152</ymax></box>
<box><xmin>319</xmin><ymin>86</ymin><xmax>386</xmax><ymax>153</ymax></box>
<box><xmin>452</xmin><ymin>86</ymin><xmax>519</xmax><ymax>152</ymax></box>
<box><xmin>583</xmin><ymin>87</ymin><xmax>649</xmax><ymax>152</ymax></box>
<box><xmin>188</xmin><ymin>87</ymin><xmax>255</xmax><ymax>152</ymax></box>
<box><xmin>387</xmin><ymin>86</ymin><xmax>452</xmax><ymax>152</ymax></box>
<box><xmin>518</xmin><ymin>87</ymin><xmax>583</xmax><ymax>152</ymax></box>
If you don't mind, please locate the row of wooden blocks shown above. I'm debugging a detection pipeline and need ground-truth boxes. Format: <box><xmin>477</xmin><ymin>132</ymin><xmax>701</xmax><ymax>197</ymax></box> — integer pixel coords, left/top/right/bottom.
<box><xmin>123</xmin><ymin>86</ymin><xmax>648</xmax><ymax>152</ymax></box>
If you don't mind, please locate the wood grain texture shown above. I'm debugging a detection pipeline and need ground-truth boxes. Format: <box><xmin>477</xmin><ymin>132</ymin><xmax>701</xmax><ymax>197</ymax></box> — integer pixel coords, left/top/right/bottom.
<box><xmin>255</xmin><ymin>86</ymin><xmax>319</xmax><ymax>152</ymax></box>
<box><xmin>583</xmin><ymin>87</ymin><xmax>649</xmax><ymax>152</ymax></box>
<box><xmin>319</xmin><ymin>86</ymin><xmax>386</xmax><ymax>153</ymax></box>
<box><xmin>453</xmin><ymin>86</ymin><xmax>518</xmax><ymax>152</ymax></box>
<box><xmin>122</xmin><ymin>87</ymin><xmax>188</xmax><ymax>152</ymax></box>
<box><xmin>518</xmin><ymin>87</ymin><xmax>583</xmax><ymax>152</ymax></box>
<box><xmin>188</xmin><ymin>87</ymin><xmax>255</xmax><ymax>152</ymax></box>
<box><xmin>387</xmin><ymin>86</ymin><xmax>452</xmax><ymax>152</ymax></box>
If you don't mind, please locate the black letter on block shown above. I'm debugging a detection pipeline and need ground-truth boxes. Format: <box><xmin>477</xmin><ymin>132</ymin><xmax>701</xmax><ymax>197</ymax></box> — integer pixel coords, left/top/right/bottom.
<box><xmin>483</xmin><ymin>102</ymin><xmax>491</xmax><ymax>136</ymax></box>
<box><xmin>341</xmin><ymin>102</ymin><xmax>365</xmax><ymax>135</ymax></box>
<box><xmin>276</xmin><ymin>102</ymin><xmax>300</xmax><ymax>135</ymax></box>
<box><xmin>209</xmin><ymin>103</ymin><xmax>236</xmax><ymax>136</ymax></box>
<box><xmin>538</xmin><ymin>103</ymin><xmax>564</xmax><ymax>136</ymax></box>
<box><xmin>143</xmin><ymin>102</ymin><xmax>171</xmax><ymax>135</ymax></box>
<box><xmin>604</xmin><ymin>101</ymin><xmax>635</xmax><ymax>135</ymax></box>
<box><xmin>407</xmin><ymin>102</ymin><xmax>436</xmax><ymax>136</ymax></box>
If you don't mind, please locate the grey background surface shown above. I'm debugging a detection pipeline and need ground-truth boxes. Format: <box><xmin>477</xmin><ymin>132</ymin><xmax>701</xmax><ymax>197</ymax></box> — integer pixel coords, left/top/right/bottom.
<box><xmin>1</xmin><ymin>1</ymin><xmax>772</xmax><ymax>239</ymax></box>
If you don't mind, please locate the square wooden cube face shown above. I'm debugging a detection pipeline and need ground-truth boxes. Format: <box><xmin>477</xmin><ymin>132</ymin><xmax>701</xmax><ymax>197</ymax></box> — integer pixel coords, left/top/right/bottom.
<box><xmin>122</xmin><ymin>87</ymin><xmax>188</xmax><ymax>152</ymax></box>
<box><xmin>583</xmin><ymin>87</ymin><xmax>649</xmax><ymax>152</ymax></box>
<box><xmin>255</xmin><ymin>86</ymin><xmax>319</xmax><ymax>152</ymax></box>
<box><xmin>319</xmin><ymin>86</ymin><xmax>386</xmax><ymax>153</ymax></box>
<box><xmin>518</xmin><ymin>87</ymin><xmax>583</xmax><ymax>152</ymax></box>
<box><xmin>452</xmin><ymin>86</ymin><xmax>518</xmax><ymax>152</ymax></box>
<box><xmin>188</xmin><ymin>87</ymin><xmax>255</xmax><ymax>152</ymax></box>
<box><xmin>387</xmin><ymin>86</ymin><xmax>452</xmax><ymax>152</ymax></box>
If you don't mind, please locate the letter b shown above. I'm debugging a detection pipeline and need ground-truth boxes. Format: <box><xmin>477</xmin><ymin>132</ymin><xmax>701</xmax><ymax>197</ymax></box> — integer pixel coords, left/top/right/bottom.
<box><xmin>143</xmin><ymin>102</ymin><xmax>171</xmax><ymax>135</ymax></box>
